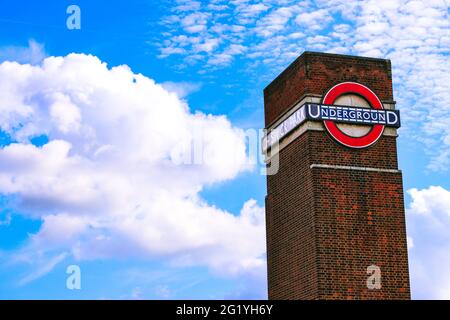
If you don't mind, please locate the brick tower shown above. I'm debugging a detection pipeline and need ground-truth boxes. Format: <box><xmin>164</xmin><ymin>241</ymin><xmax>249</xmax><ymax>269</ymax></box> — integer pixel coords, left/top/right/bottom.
<box><xmin>264</xmin><ymin>52</ymin><xmax>410</xmax><ymax>300</ymax></box>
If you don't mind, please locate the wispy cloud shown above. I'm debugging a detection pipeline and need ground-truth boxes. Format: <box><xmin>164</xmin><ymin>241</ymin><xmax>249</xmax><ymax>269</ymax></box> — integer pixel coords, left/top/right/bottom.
<box><xmin>17</xmin><ymin>252</ymin><xmax>67</xmax><ymax>286</ymax></box>
<box><xmin>157</xmin><ymin>0</ymin><xmax>450</xmax><ymax>171</ymax></box>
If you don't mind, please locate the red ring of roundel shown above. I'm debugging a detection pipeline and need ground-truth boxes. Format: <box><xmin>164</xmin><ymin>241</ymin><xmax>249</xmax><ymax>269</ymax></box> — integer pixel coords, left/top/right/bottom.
<box><xmin>322</xmin><ymin>82</ymin><xmax>385</xmax><ymax>148</ymax></box>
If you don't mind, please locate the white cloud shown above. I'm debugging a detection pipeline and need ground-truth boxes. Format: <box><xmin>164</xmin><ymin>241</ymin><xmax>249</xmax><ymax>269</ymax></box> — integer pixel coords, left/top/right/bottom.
<box><xmin>0</xmin><ymin>53</ymin><xmax>265</xmax><ymax>276</ymax></box>
<box><xmin>0</xmin><ymin>40</ymin><xmax>46</xmax><ymax>65</ymax></box>
<box><xmin>407</xmin><ymin>186</ymin><xmax>450</xmax><ymax>299</ymax></box>
<box><xmin>194</xmin><ymin>38</ymin><xmax>221</xmax><ymax>53</ymax></box>
<box><xmin>207</xmin><ymin>53</ymin><xmax>234</xmax><ymax>66</ymax></box>
<box><xmin>161</xmin><ymin>81</ymin><xmax>202</xmax><ymax>98</ymax></box>
<box><xmin>408</xmin><ymin>186</ymin><xmax>450</xmax><ymax>217</ymax></box>
<box><xmin>255</xmin><ymin>6</ymin><xmax>296</xmax><ymax>37</ymax></box>
<box><xmin>181</xmin><ymin>12</ymin><xmax>211</xmax><ymax>33</ymax></box>
<box><xmin>295</xmin><ymin>8</ymin><xmax>332</xmax><ymax>31</ymax></box>
<box><xmin>49</xmin><ymin>93</ymin><xmax>82</xmax><ymax>134</ymax></box>
<box><xmin>238</xmin><ymin>3</ymin><xmax>270</xmax><ymax>19</ymax></box>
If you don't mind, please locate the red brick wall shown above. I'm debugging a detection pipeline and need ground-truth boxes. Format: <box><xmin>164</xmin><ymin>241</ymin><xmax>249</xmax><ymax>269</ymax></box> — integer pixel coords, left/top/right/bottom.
<box><xmin>310</xmin><ymin>133</ymin><xmax>410</xmax><ymax>299</ymax></box>
<box><xmin>265</xmin><ymin>52</ymin><xmax>410</xmax><ymax>300</ymax></box>
<box><xmin>266</xmin><ymin>131</ymin><xmax>318</xmax><ymax>299</ymax></box>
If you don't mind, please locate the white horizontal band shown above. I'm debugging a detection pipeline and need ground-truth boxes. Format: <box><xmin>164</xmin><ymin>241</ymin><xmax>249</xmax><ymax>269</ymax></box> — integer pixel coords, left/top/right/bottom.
<box><xmin>310</xmin><ymin>164</ymin><xmax>400</xmax><ymax>173</ymax></box>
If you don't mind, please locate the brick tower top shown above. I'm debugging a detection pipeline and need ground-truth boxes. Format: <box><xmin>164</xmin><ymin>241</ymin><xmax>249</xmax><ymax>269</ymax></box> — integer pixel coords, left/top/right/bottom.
<box><xmin>264</xmin><ymin>52</ymin><xmax>394</xmax><ymax>127</ymax></box>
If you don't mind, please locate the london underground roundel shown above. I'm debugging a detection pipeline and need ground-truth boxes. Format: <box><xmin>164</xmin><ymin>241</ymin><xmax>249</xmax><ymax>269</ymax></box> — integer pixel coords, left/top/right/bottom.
<box><xmin>262</xmin><ymin>81</ymin><xmax>400</xmax><ymax>153</ymax></box>
<box><xmin>322</xmin><ymin>82</ymin><xmax>384</xmax><ymax>148</ymax></box>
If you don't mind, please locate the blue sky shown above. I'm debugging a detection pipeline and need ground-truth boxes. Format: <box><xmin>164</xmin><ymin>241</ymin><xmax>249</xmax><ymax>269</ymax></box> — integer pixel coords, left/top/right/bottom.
<box><xmin>0</xmin><ymin>0</ymin><xmax>449</xmax><ymax>299</ymax></box>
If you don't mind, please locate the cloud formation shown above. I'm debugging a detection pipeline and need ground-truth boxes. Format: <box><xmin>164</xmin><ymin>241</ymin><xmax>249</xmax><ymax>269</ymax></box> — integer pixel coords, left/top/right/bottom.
<box><xmin>0</xmin><ymin>53</ymin><xmax>265</xmax><ymax>276</ymax></box>
<box><xmin>159</xmin><ymin>0</ymin><xmax>450</xmax><ymax>170</ymax></box>
<box><xmin>0</xmin><ymin>39</ymin><xmax>46</xmax><ymax>65</ymax></box>
<box><xmin>407</xmin><ymin>186</ymin><xmax>450</xmax><ymax>299</ymax></box>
